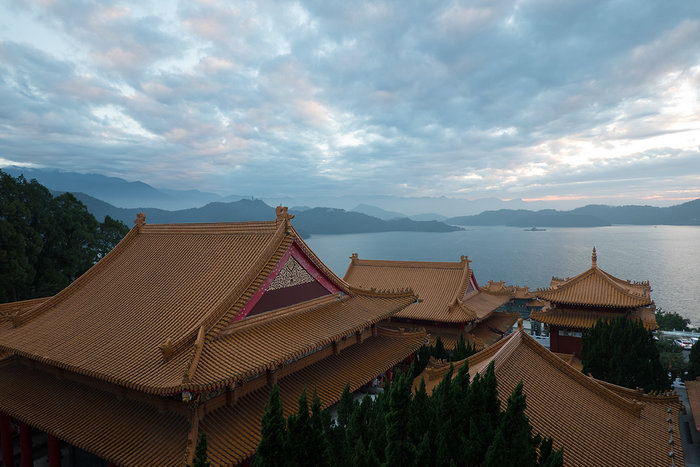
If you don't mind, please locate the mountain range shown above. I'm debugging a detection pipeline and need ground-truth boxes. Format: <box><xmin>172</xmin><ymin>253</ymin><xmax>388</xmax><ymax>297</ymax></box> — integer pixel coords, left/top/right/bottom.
<box><xmin>68</xmin><ymin>193</ymin><xmax>462</xmax><ymax>238</ymax></box>
<box><xmin>446</xmin><ymin>200</ymin><xmax>700</xmax><ymax>227</ymax></box>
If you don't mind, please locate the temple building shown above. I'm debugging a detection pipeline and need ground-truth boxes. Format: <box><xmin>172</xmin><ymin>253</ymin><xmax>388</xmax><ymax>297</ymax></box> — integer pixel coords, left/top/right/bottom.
<box><xmin>0</xmin><ymin>207</ymin><xmax>426</xmax><ymax>466</ymax></box>
<box><xmin>416</xmin><ymin>321</ymin><xmax>683</xmax><ymax>467</ymax></box>
<box><xmin>531</xmin><ymin>248</ymin><xmax>658</xmax><ymax>357</ymax></box>
<box><xmin>479</xmin><ymin>281</ymin><xmax>547</xmax><ymax>335</ymax></box>
<box><xmin>343</xmin><ymin>255</ymin><xmax>518</xmax><ymax>350</ymax></box>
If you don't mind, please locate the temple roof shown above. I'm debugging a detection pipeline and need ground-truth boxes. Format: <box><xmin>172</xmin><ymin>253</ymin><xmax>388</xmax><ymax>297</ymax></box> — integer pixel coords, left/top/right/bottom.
<box><xmin>530</xmin><ymin>306</ymin><xmax>658</xmax><ymax>331</ymax></box>
<box><xmin>0</xmin><ymin>328</ymin><xmax>426</xmax><ymax>466</ymax></box>
<box><xmin>0</xmin><ymin>208</ymin><xmax>416</xmax><ymax>395</ymax></box>
<box><xmin>415</xmin><ymin>325</ymin><xmax>683</xmax><ymax>467</ymax></box>
<box><xmin>536</xmin><ymin>248</ymin><xmax>652</xmax><ymax>308</ymax></box>
<box><xmin>344</xmin><ymin>256</ymin><xmax>509</xmax><ymax>323</ymax></box>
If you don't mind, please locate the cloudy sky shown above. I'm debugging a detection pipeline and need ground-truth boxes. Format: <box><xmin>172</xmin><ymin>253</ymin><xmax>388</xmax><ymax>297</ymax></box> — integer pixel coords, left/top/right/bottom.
<box><xmin>1</xmin><ymin>0</ymin><xmax>699</xmax><ymax>205</ymax></box>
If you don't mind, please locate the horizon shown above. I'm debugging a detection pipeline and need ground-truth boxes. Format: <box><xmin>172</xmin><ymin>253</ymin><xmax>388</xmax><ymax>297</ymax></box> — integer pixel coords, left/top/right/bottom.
<box><xmin>1</xmin><ymin>1</ymin><xmax>699</xmax><ymax>205</ymax></box>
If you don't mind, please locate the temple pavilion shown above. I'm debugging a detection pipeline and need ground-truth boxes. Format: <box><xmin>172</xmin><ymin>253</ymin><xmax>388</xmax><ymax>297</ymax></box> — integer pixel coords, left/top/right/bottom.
<box><xmin>0</xmin><ymin>207</ymin><xmax>426</xmax><ymax>466</ymax></box>
<box><xmin>531</xmin><ymin>247</ymin><xmax>658</xmax><ymax>357</ymax></box>
<box><xmin>416</xmin><ymin>321</ymin><xmax>683</xmax><ymax>467</ymax></box>
<box><xmin>344</xmin><ymin>255</ymin><xmax>518</xmax><ymax>350</ymax></box>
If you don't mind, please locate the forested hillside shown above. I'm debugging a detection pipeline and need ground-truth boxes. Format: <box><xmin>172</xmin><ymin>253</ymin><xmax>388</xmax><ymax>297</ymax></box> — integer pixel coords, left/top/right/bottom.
<box><xmin>0</xmin><ymin>171</ymin><xmax>129</xmax><ymax>303</ymax></box>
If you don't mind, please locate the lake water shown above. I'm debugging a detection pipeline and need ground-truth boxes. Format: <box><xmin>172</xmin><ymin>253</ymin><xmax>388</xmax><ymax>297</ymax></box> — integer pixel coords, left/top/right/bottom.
<box><xmin>306</xmin><ymin>225</ymin><xmax>700</xmax><ymax>326</ymax></box>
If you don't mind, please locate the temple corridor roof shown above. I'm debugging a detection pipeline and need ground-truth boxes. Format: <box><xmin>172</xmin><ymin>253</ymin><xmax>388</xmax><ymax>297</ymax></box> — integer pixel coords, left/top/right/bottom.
<box><xmin>0</xmin><ymin>329</ymin><xmax>426</xmax><ymax>466</ymax></box>
<box><xmin>531</xmin><ymin>306</ymin><xmax>658</xmax><ymax>331</ymax></box>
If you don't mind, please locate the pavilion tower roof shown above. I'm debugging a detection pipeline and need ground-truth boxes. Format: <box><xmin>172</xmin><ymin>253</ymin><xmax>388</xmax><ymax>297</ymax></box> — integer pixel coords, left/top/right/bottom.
<box><xmin>536</xmin><ymin>247</ymin><xmax>652</xmax><ymax>308</ymax></box>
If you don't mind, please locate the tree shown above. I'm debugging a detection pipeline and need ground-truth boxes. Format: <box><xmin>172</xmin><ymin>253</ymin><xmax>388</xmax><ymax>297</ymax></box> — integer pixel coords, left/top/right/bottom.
<box><xmin>581</xmin><ymin>317</ymin><xmax>669</xmax><ymax>392</ymax></box>
<box><xmin>484</xmin><ymin>382</ymin><xmax>537</xmax><ymax>467</ymax></box>
<box><xmin>0</xmin><ymin>171</ymin><xmax>129</xmax><ymax>302</ymax></box>
<box><xmin>655</xmin><ymin>308</ymin><xmax>691</xmax><ymax>332</ymax></box>
<box><xmin>187</xmin><ymin>432</ymin><xmax>211</xmax><ymax>467</ymax></box>
<box><xmin>433</xmin><ymin>336</ymin><xmax>448</xmax><ymax>361</ymax></box>
<box><xmin>452</xmin><ymin>334</ymin><xmax>474</xmax><ymax>361</ymax></box>
<box><xmin>384</xmin><ymin>372</ymin><xmax>415</xmax><ymax>466</ymax></box>
<box><xmin>254</xmin><ymin>385</ymin><xmax>286</xmax><ymax>467</ymax></box>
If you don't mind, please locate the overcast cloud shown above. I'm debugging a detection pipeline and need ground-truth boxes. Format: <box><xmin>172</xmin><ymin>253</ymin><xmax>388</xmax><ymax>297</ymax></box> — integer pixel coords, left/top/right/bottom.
<box><xmin>0</xmin><ymin>0</ymin><xmax>699</xmax><ymax>204</ymax></box>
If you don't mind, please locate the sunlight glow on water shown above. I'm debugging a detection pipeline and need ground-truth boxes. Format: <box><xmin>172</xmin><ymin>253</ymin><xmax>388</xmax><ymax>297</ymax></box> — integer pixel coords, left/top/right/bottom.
<box><xmin>306</xmin><ymin>225</ymin><xmax>700</xmax><ymax>325</ymax></box>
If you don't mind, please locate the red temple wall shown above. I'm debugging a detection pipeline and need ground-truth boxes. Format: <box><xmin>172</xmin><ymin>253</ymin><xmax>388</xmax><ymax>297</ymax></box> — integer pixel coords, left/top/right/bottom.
<box><xmin>549</xmin><ymin>326</ymin><xmax>583</xmax><ymax>358</ymax></box>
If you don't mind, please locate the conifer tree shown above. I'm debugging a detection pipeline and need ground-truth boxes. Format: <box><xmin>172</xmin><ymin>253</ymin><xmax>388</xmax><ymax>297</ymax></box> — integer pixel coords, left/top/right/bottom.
<box><xmin>484</xmin><ymin>382</ymin><xmax>536</xmax><ymax>467</ymax></box>
<box><xmin>433</xmin><ymin>336</ymin><xmax>448</xmax><ymax>361</ymax></box>
<box><xmin>384</xmin><ymin>372</ymin><xmax>416</xmax><ymax>465</ymax></box>
<box><xmin>309</xmin><ymin>390</ymin><xmax>332</xmax><ymax>467</ymax></box>
<box><xmin>254</xmin><ymin>385</ymin><xmax>286</xmax><ymax>467</ymax></box>
<box><xmin>187</xmin><ymin>432</ymin><xmax>211</xmax><ymax>467</ymax></box>
<box><xmin>582</xmin><ymin>317</ymin><xmax>669</xmax><ymax>391</ymax></box>
<box><xmin>285</xmin><ymin>389</ymin><xmax>311</xmax><ymax>467</ymax></box>
<box><xmin>452</xmin><ymin>334</ymin><xmax>473</xmax><ymax>361</ymax></box>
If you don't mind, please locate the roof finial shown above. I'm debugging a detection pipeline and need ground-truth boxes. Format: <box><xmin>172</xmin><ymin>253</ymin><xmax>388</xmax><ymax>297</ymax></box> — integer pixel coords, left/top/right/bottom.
<box><xmin>517</xmin><ymin>318</ymin><xmax>524</xmax><ymax>331</ymax></box>
<box><xmin>134</xmin><ymin>213</ymin><xmax>146</xmax><ymax>228</ymax></box>
<box><xmin>275</xmin><ymin>206</ymin><xmax>294</xmax><ymax>226</ymax></box>
<box><xmin>350</xmin><ymin>253</ymin><xmax>359</xmax><ymax>262</ymax></box>
<box><xmin>592</xmin><ymin>247</ymin><xmax>597</xmax><ymax>268</ymax></box>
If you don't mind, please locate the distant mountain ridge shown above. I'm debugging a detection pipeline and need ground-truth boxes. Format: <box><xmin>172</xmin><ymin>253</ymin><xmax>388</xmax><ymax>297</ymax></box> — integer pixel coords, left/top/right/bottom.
<box><xmin>3</xmin><ymin>166</ymin><xmax>239</xmax><ymax>210</ymax></box>
<box><xmin>67</xmin><ymin>193</ymin><xmax>462</xmax><ymax>237</ymax></box>
<box><xmin>446</xmin><ymin>199</ymin><xmax>700</xmax><ymax>227</ymax></box>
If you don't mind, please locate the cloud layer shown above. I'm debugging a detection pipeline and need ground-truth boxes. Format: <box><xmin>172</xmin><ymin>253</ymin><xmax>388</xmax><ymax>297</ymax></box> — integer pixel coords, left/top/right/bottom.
<box><xmin>1</xmin><ymin>0</ymin><xmax>699</xmax><ymax>204</ymax></box>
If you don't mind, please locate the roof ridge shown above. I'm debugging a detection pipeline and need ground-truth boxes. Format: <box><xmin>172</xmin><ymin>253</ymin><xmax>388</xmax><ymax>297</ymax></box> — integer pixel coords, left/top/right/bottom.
<box><xmin>215</xmin><ymin>294</ymin><xmax>342</xmax><ymax>338</ymax></box>
<box><xmin>519</xmin><ymin>332</ymin><xmax>644</xmax><ymax>416</ymax></box>
<box><xmin>450</xmin><ymin>298</ymin><xmax>479</xmax><ymax>322</ymax></box>
<box><xmin>11</xmin><ymin>225</ymin><xmax>141</xmax><ymax>327</ymax></box>
<box><xmin>454</xmin><ymin>256</ymin><xmax>473</xmax><ymax>301</ymax></box>
<box><xmin>347</xmin><ymin>258</ymin><xmax>465</xmax><ymax>269</ymax></box>
<box><xmin>346</xmin><ymin>285</ymin><xmax>417</xmax><ymax>299</ymax></box>
<box><xmin>140</xmin><ymin>220</ymin><xmax>279</xmax><ymax>234</ymax></box>
<box><xmin>289</xmin><ymin>225</ymin><xmax>351</xmax><ymax>291</ymax></box>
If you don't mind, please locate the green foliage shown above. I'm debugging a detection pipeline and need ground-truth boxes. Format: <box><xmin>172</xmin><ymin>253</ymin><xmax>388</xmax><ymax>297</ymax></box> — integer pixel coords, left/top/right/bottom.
<box><xmin>254</xmin><ymin>385</ymin><xmax>286</xmax><ymax>467</ymax></box>
<box><xmin>433</xmin><ymin>336</ymin><xmax>448</xmax><ymax>361</ymax></box>
<box><xmin>256</xmin><ymin>360</ymin><xmax>562</xmax><ymax>467</ymax></box>
<box><xmin>0</xmin><ymin>171</ymin><xmax>129</xmax><ymax>302</ymax></box>
<box><xmin>581</xmin><ymin>317</ymin><xmax>669</xmax><ymax>392</ymax></box>
<box><xmin>655</xmin><ymin>309</ymin><xmax>691</xmax><ymax>332</ymax></box>
<box><xmin>452</xmin><ymin>333</ymin><xmax>476</xmax><ymax>361</ymax></box>
<box><xmin>187</xmin><ymin>432</ymin><xmax>211</xmax><ymax>467</ymax></box>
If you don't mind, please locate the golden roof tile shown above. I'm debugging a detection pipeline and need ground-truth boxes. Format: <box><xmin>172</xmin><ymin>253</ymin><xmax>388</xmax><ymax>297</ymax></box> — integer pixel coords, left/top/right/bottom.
<box><xmin>0</xmin><ymin>210</ymin><xmax>415</xmax><ymax>395</ymax></box>
<box><xmin>685</xmin><ymin>380</ymin><xmax>700</xmax><ymax>432</ymax></box>
<box><xmin>415</xmin><ymin>328</ymin><xmax>683</xmax><ymax>467</ymax></box>
<box><xmin>344</xmin><ymin>256</ymin><xmax>506</xmax><ymax>323</ymax></box>
<box><xmin>530</xmin><ymin>307</ymin><xmax>658</xmax><ymax>331</ymax></box>
<box><xmin>537</xmin><ymin>248</ymin><xmax>652</xmax><ymax>308</ymax></box>
<box><xmin>0</xmin><ymin>360</ymin><xmax>190</xmax><ymax>466</ymax></box>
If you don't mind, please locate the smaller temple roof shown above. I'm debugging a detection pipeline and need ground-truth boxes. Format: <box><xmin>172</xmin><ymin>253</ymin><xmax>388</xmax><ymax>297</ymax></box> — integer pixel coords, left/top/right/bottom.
<box><xmin>415</xmin><ymin>324</ymin><xmax>683</xmax><ymax>467</ymax></box>
<box><xmin>536</xmin><ymin>248</ymin><xmax>652</xmax><ymax>308</ymax></box>
<box><xmin>530</xmin><ymin>306</ymin><xmax>658</xmax><ymax>331</ymax></box>
<box><xmin>344</xmin><ymin>255</ymin><xmax>509</xmax><ymax>323</ymax></box>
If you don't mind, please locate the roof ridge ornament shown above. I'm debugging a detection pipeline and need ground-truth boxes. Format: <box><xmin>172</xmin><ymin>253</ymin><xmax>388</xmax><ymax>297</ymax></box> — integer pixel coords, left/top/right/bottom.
<box><xmin>275</xmin><ymin>206</ymin><xmax>294</xmax><ymax>227</ymax></box>
<box><xmin>134</xmin><ymin>212</ymin><xmax>146</xmax><ymax>230</ymax></box>
<box><xmin>592</xmin><ymin>247</ymin><xmax>597</xmax><ymax>268</ymax></box>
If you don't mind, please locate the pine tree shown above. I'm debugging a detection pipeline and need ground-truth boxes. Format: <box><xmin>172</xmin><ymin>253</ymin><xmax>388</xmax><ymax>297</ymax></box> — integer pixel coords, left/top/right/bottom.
<box><xmin>254</xmin><ymin>385</ymin><xmax>286</xmax><ymax>467</ymax></box>
<box><xmin>285</xmin><ymin>389</ymin><xmax>311</xmax><ymax>467</ymax></box>
<box><xmin>384</xmin><ymin>372</ymin><xmax>416</xmax><ymax>465</ymax></box>
<box><xmin>452</xmin><ymin>334</ymin><xmax>472</xmax><ymax>361</ymax></box>
<box><xmin>433</xmin><ymin>336</ymin><xmax>448</xmax><ymax>361</ymax></box>
<box><xmin>484</xmin><ymin>382</ymin><xmax>536</xmax><ymax>467</ymax></box>
<box><xmin>582</xmin><ymin>317</ymin><xmax>669</xmax><ymax>391</ymax></box>
<box><xmin>187</xmin><ymin>432</ymin><xmax>211</xmax><ymax>467</ymax></box>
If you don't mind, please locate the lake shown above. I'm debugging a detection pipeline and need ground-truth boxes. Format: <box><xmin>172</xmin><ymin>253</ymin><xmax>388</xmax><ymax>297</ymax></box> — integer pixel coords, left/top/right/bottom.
<box><xmin>306</xmin><ymin>225</ymin><xmax>700</xmax><ymax>326</ymax></box>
